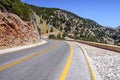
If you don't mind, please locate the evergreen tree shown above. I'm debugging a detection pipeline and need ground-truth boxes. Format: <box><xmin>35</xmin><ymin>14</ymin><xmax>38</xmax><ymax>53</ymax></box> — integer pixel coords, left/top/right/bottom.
<box><xmin>50</xmin><ymin>27</ymin><xmax>54</xmax><ymax>32</ymax></box>
<box><xmin>46</xmin><ymin>30</ymin><xmax>48</xmax><ymax>33</ymax></box>
<box><xmin>0</xmin><ymin>0</ymin><xmax>31</xmax><ymax>21</ymax></box>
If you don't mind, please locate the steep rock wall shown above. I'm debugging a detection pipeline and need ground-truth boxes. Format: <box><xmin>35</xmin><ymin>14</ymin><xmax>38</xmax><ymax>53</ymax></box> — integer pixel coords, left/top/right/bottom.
<box><xmin>0</xmin><ymin>10</ymin><xmax>40</xmax><ymax>48</ymax></box>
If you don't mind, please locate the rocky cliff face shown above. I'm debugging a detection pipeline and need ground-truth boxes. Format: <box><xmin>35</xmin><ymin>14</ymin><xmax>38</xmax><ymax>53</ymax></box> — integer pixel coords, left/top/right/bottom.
<box><xmin>0</xmin><ymin>10</ymin><xmax>40</xmax><ymax>48</ymax></box>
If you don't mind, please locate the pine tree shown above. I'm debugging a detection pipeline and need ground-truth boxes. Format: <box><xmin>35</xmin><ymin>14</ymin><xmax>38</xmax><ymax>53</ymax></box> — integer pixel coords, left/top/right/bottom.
<box><xmin>50</xmin><ymin>27</ymin><xmax>54</xmax><ymax>32</ymax></box>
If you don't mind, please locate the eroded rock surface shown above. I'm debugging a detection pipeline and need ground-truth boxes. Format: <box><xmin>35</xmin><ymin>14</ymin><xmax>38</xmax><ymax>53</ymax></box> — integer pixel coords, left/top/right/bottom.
<box><xmin>0</xmin><ymin>11</ymin><xmax>39</xmax><ymax>49</ymax></box>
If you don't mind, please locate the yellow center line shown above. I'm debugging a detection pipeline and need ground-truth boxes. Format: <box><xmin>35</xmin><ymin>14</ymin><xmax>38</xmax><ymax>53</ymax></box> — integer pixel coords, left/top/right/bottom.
<box><xmin>59</xmin><ymin>42</ymin><xmax>74</xmax><ymax>80</ymax></box>
<box><xmin>0</xmin><ymin>41</ymin><xmax>58</xmax><ymax>71</ymax></box>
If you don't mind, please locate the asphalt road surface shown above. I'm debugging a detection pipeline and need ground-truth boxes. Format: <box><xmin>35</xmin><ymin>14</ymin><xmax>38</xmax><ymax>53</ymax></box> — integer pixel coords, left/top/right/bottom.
<box><xmin>0</xmin><ymin>40</ymin><xmax>91</xmax><ymax>80</ymax></box>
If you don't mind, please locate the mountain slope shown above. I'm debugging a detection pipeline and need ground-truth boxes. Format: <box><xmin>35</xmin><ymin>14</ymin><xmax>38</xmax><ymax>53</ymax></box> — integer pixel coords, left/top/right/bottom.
<box><xmin>0</xmin><ymin>0</ymin><xmax>40</xmax><ymax>48</ymax></box>
<box><xmin>30</xmin><ymin>5</ymin><xmax>120</xmax><ymax>45</ymax></box>
<box><xmin>0</xmin><ymin>0</ymin><xmax>119</xmax><ymax>47</ymax></box>
<box><xmin>0</xmin><ymin>0</ymin><xmax>31</xmax><ymax>21</ymax></box>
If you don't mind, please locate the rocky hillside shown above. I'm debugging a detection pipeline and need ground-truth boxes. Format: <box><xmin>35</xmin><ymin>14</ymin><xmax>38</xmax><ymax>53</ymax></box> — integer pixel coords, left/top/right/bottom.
<box><xmin>115</xmin><ymin>26</ymin><xmax>120</xmax><ymax>43</ymax></box>
<box><xmin>0</xmin><ymin>0</ymin><xmax>120</xmax><ymax>47</ymax></box>
<box><xmin>0</xmin><ymin>1</ymin><xmax>40</xmax><ymax>49</ymax></box>
<box><xmin>30</xmin><ymin>5</ymin><xmax>120</xmax><ymax>45</ymax></box>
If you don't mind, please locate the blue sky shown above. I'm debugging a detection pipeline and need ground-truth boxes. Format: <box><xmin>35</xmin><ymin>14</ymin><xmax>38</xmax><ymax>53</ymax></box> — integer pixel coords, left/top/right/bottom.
<box><xmin>21</xmin><ymin>0</ymin><xmax>120</xmax><ymax>28</ymax></box>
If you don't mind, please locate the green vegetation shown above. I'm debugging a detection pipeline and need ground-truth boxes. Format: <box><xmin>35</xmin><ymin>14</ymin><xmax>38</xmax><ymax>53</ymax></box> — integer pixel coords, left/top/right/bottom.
<box><xmin>85</xmin><ymin>35</ymin><xmax>97</xmax><ymax>42</ymax></box>
<box><xmin>1</xmin><ymin>0</ymin><xmax>119</xmax><ymax>45</ymax></box>
<box><xmin>29</xmin><ymin>4</ymin><xmax>108</xmax><ymax>43</ymax></box>
<box><xmin>46</xmin><ymin>29</ymin><xmax>48</xmax><ymax>33</ymax></box>
<box><xmin>0</xmin><ymin>0</ymin><xmax>32</xmax><ymax>21</ymax></box>
<box><xmin>57</xmin><ymin>33</ymin><xmax>61</xmax><ymax>39</ymax></box>
<box><xmin>37</xmin><ymin>27</ymin><xmax>41</xmax><ymax>35</ymax></box>
<box><xmin>49</xmin><ymin>34</ymin><xmax>56</xmax><ymax>39</ymax></box>
<box><xmin>49</xmin><ymin>33</ymin><xmax>64</xmax><ymax>39</ymax></box>
<box><xmin>50</xmin><ymin>27</ymin><xmax>54</xmax><ymax>32</ymax></box>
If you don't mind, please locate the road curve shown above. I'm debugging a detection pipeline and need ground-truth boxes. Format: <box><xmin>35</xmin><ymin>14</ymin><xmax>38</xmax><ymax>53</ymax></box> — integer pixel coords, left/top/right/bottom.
<box><xmin>0</xmin><ymin>40</ymin><xmax>91</xmax><ymax>80</ymax></box>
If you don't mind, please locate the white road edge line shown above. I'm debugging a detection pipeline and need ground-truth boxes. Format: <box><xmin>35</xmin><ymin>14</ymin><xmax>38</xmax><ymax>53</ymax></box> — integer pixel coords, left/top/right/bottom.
<box><xmin>0</xmin><ymin>40</ymin><xmax>47</xmax><ymax>55</ymax></box>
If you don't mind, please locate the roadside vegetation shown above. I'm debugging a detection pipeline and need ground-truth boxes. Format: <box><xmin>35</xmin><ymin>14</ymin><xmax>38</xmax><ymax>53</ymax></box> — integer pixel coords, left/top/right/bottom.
<box><xmin>0</xmin><ymin>0</ymin><xmax>119</xmax><ymax>46</ymax></box>
<box><xmin>49</xmin><ymin>33</ymin><xmax>64</xmax><ymax>40</ymax></box>
<box><xmin>0</xmin><ymin>0</ymin><xmax>32</xmax><ymax>21</ymax></box>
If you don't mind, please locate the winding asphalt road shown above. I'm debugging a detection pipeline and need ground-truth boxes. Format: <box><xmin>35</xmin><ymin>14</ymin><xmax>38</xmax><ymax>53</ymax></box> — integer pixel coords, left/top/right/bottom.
<box><xmin>0</xmin><ymin>40</ymin><xmax>91</xmax><ymax>80</ymax></box>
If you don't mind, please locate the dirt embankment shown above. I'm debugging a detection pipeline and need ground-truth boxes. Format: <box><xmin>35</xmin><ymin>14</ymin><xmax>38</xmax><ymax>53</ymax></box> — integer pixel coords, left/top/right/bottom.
<box><xmin>0</xmin><ymin>10</ymin><xmax>40</xmax><ymax>49</ymax></box>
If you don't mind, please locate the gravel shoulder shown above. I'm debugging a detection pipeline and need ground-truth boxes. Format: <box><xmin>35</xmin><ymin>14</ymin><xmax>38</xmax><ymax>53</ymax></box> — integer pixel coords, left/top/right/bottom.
<box><xmin>77</xmin><ymin>42</ymin><xmax>120</xmax><ymax>80</ymax></box>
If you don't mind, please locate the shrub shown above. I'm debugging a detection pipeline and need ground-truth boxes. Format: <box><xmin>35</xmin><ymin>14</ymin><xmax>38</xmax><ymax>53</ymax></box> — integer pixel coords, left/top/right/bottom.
<box><xmin>0</xmin><ymin>0</ymin><xmax>32</xmax><ymax>21</ymax></box>
<box><xmin>49</xmin><ymin>34</ymin><xmax>56</xmax><ymax>39</ymax></box>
